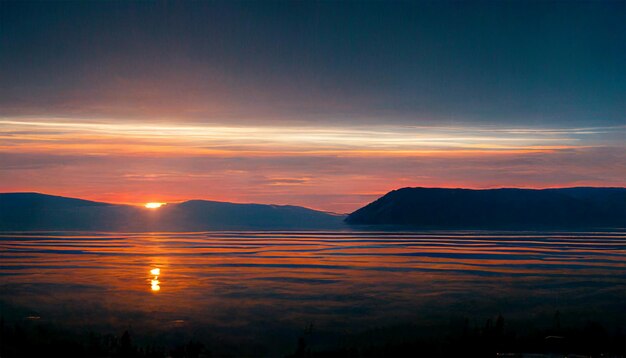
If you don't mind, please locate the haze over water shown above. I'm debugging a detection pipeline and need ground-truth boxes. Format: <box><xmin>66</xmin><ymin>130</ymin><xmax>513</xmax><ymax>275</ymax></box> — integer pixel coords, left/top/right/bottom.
<box><xmin>1</xmin><ymin>231</ymin><xmax>624</xmax><ymax>355</ymax></box>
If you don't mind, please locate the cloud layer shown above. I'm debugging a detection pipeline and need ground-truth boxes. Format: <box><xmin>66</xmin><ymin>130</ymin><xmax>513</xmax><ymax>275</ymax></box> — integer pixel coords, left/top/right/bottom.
<box><xmin>1</xmin><ymin>119</ymin><xmax>624</xmax><ymax>212</ymax></box>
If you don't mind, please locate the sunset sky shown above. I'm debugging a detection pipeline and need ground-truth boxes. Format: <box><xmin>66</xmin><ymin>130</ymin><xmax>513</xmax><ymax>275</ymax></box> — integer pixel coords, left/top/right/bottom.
<box><xmin>1</xmin><ymin>1</ymin><xmax>624</xmax><ymax>213</ymax></box>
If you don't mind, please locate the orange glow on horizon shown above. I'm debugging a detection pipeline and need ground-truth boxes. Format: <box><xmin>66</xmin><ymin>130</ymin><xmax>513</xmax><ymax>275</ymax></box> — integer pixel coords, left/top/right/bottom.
<box><xmin>1</xmin><ymin>118</ymin><xmax>624</xmax><ymax>213</ymax></box>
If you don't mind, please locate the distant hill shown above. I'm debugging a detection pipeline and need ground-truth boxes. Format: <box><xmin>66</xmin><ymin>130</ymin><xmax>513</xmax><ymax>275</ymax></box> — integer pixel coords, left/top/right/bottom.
<box><xmin>345</xmin><ymin>187</ymin><xmax>626</xmax><ymax>229</ymax></box>
<box><xmin>0</xmin><ymin>193</ymin><xmax>345</xmax><ymax>231</ymax></box>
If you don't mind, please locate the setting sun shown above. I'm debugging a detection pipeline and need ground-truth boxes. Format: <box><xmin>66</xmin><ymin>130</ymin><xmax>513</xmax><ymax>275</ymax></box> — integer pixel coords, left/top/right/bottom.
<box><xmin>145</xmin><ymin>202</ymin><xmax>165</xmax><ymax>209</ymax></box>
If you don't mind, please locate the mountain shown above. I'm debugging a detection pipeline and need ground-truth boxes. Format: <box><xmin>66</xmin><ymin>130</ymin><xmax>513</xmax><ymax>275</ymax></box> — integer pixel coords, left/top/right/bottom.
<box><xmin>345</xmin><ymin>187</ymin><xmax>626</xmax><ymax>229</ymax></box>
<box><xmin>0</xmin><ymin>193</ymin><xmax>345</xmax><ymax>231</ymax></box>
<box><xmin>152</xmin><ymin>200</ymin><xmax>345</xmax><ymax>230</ymax></box>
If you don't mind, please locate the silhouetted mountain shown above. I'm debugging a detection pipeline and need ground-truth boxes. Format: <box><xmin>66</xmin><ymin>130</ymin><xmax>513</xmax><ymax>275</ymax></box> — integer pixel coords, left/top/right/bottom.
<box><xmin>155</xmin><ymin>200</ymin><xmax>345</xmax><ymax>230</ymax></box>
<box><xmin>346</xmin><ymin>187</ymin><xmax>626</xmax><ymax>229</ymax></box>
<box><xmin>0</xmin><ymin>192</ymin><xmax>123</xmax><ymax>231</ymax></box>
<box><xmin>0</xmin><ymin>193</ymin><xmax>345</xmax><ymax>231</ymax></box>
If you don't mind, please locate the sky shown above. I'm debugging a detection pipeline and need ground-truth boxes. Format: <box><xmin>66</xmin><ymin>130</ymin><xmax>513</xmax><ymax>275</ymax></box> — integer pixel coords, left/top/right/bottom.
<box><xmin>1</xmin><ymin>1</ymin><xmax>624</xmax><ymax>213</ymax></box>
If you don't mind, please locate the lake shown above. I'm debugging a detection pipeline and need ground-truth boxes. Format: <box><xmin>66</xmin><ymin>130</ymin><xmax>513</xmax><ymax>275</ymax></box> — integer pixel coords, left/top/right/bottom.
<box><xmin>1</xmin><ymin>231</ymin><xmax>625</xmax><ymax>356</ymax></box>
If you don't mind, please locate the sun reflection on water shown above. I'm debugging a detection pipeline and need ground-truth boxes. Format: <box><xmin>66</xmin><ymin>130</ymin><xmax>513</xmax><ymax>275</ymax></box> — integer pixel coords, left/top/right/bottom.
<box><xmin>151</xmin><ymin>279</ymin><xmax>160</xmax><ymax>292</ymax></box>
<box><xmin>150</xmin><ymin>267</ymin><xmax>161</xmax><ymax>292</ymax></box>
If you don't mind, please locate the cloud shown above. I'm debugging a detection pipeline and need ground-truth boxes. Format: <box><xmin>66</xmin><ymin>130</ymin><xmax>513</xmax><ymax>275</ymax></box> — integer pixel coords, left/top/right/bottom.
<box><xmin>2</xmin><ymin>119</ymin><xmax>621</xmax><ymax>156</ymax></box>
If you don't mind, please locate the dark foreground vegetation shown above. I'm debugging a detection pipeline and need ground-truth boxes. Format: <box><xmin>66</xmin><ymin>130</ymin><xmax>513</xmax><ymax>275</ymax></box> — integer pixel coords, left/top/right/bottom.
<box><xmin>1</xmin><ymin>312</ymin><xmax>624</xmax><ymax>358</ymax></box>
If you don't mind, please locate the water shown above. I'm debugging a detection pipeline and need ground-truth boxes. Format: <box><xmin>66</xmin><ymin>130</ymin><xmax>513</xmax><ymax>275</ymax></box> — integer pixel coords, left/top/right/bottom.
<box><xmin>1</xmin><ymin>231</ymin><xmax>625</xmax><ymax>355</ymax></box>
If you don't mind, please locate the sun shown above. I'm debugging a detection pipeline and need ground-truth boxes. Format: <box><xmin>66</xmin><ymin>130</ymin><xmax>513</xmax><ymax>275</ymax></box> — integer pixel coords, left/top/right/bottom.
<box><xmin>145</xmin><ymin>202</ymin><xmax>165</xmax><ymax>209</ymax></box>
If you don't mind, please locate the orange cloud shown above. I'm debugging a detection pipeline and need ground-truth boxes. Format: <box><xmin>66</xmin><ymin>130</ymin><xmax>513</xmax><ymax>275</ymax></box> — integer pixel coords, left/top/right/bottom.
<box><xmin>1</xmin><ymin>118</ymin><xmax>624</xmax><ymax>213</ymax></box>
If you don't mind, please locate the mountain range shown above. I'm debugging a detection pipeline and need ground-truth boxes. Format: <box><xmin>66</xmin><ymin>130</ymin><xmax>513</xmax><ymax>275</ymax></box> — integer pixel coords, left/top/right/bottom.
<box><xmin>0</xmin><ymin>193</ymin><xmax>345</xmax><ymax>231</ymax></box>
<box><xmin>1</xmin><ymin>187</ymin><xmax>624</xmax><ymax>231</ymax></box>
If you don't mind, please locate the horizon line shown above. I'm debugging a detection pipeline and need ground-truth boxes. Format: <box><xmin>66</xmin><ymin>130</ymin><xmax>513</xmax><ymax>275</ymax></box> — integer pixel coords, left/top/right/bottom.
<box><xmin>3</xmin><ymin>185</ymin><xmax>625</xmax><ymax>215</ymax></box>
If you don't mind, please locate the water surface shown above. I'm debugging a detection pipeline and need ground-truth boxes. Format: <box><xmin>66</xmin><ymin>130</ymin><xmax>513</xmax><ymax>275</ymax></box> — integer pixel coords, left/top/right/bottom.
<box><xmin>1</xmin><ymin>231</ymin><xmax>625</xmax><ymax>355</ymax></box>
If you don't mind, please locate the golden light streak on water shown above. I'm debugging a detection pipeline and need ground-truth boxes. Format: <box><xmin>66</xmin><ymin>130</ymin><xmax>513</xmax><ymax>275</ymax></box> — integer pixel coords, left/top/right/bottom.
<box><xmin>150</xmin><ymin>267</ymin><xmax>161</xmax><ymax>292</ymax></box>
